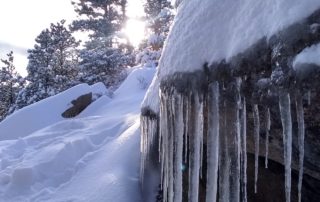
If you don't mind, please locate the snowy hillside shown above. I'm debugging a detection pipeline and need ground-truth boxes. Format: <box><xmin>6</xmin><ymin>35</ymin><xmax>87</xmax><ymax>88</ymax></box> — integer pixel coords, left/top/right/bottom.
<box><xmin>0</xmin><ymin>67</ymin><xmax>155</xmax><ymax>202</ymax></box>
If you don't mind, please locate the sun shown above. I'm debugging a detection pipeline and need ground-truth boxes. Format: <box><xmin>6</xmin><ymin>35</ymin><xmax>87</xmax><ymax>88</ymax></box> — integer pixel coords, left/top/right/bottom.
<box><xmin>124</xmin><ymin>19</ymin><xmax>146</xmax><ymax>47</ymax></box>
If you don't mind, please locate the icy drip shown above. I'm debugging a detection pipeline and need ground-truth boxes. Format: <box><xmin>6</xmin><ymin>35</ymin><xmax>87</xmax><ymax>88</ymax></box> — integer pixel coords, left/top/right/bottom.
<box><xmin>140</xmin><ymin>117</ymin><xmax>146</xmax><ymax>184</ymax></box>
<box><xmin>205</xmin><ymin>81</ymin><xmax>220</xmax><ymax>202</ymax></box>
<box><xmin>188</xmin><ymin>94</ymin><xmax>203</xmax><ymax>202</ymax></box>
<box><xmin>265</xmin><ymin>108</ymin><xmax>271</xmax><ymax>169</ymax></box>
<box><xmin>253</xmin><ymin>104</ymin><xmax>260</xmax><ymax>194</ymax></box>
<box><xmin>279</xmin><ymin>92</ymin><xmax>292</xmax><ymax>202</ymax></box>
<box><xmin>168</xmin><ymin>94</ymin><xmax>175</xmax><ymax>202</ymax></box>
<box><xmin>219</xmin><ymin>99</ymin><xmax>230</xmax><ymax>202</ymax></box>
<box><xmin>159</xmin><ymin>91</ymin><xmax>169</xmax><ymax>201</ymax></box>
<box><xmin>173</xmin><ymin>94</ymin><xmax>183</xmax><ymax>202</ymax></box>
<box><xmin>240</xmin><ymin>98</ymin><xmax>247</xmax><ymax>202</ymax></box>
<box><xmin>295</xmin><ymin>93</ymin><xmax>305</xmax><ymax>202</ymax></box>
<box><xmin>140</xmin><ymin>115</ymin><xmax>157</xmax><ymax>185</ymax></box>
<box><xmin>219</xmin><ymin>81</ymin><xmax>241</xmax><ymax>202</ymax></box>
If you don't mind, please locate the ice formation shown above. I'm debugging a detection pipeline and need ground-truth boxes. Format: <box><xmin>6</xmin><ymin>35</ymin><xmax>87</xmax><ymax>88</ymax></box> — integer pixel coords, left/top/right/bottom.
<box><xmin>279</xmin><ymin>93</ymin><xmax>293</xmax><ymax>202</ymax></box>
<box><xmin>253</xmin><ymin>104</ymin><xmax>260</xmax><ymax>194</ymax></box>
<box><xmin>140</xmin><ymin>1</ymin><xmax>320</xmax><ymax>202</ymax></box>
<box><xmin>265</xmin><ymin>108</ymin><xmax>271</xmax><ymax>169</ymax></box>
<box><xmin>295</xmin><ymin>93</ymin><xmax>305</xmax><ymax>202</ymax></box>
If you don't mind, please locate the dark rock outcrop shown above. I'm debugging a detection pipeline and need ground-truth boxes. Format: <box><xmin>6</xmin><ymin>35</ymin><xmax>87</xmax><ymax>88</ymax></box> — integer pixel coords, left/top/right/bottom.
<box><xmin>62</xmin><ymin>93</ymin><xmax>92</xmax><ymax>118</ymax></box>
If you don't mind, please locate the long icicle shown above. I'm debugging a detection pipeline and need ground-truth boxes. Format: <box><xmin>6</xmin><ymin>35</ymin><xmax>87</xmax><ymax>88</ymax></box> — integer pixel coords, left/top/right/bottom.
<box><xmin>206</xmin><ymin>81</ymin><xmax>220</xmax><ymax>202</ymax></box>
<box><xmin>295</xmin><ymin>92</ymin><xmax>305</xmax><ymax>202</ymax></box>
<box><xmin>265</xmin><ymin>108</ymin><xmax>271</xmax><ymax>168</ymax></box>
<box><xmin>188</xmin><ymin>93</ymin><xmax>203</xmax><ymax>202</ymax></box>
<box><xmin>168</xmin><ymin>91</ymin><xmax>175</xmax><ymax>202</ymax></box>
<box><xmin>160</xmin><ymin>90</ymin><xmax>169</xmax><ymax>202</ymax></box>
<box><xmin>173</xmin><ymin>93</ymin><xmax>183</xmax><ymax>202</ymax></box>
<box><xmin>253</xmin><ymin>104</ymin><xmax>260</xmax><ymax>194</ymax></box>
<box><xmin>279</xmin><ymin>92</ymin><xmax>292</xmax><ymax>202</ymax></box>
<box><xmin>219</xmin><ymin>98</ymin><xmax>230</xmax><ymax>202</ymax></box>
<box><xmin>241</xmin><ymin>98</ymin><xmax>248</xmax><ymax>202</ymax></box>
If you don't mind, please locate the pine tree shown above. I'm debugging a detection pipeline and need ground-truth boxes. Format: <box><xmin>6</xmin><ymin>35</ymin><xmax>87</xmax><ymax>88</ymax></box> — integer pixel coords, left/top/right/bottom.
<box><xmin>0</xmin><ymin>52</ymin><xmax>24</xmax><ymax>120</ymax></box>
<box><xmin>136</xmin><ymin>0</ymin><xmax>174</xmax><ymax>67</ymax></box>
<box><xmin>71</xmin><ymin>0</ymin><xmax>127</xmax><ymax>40</ymax></box>
<box><xmin>14</xmin><ymin>20</ymin><xmax>80</xmax><ymax>109</ymax></box>
<box><xmin>78</xmin><ymin>37</ymin><xmax>134</xmax><ymax>87</ymax></box>
<box><xmin>71</xmin><ymin>0</ymin><xmax>135</xmax><ymax>88</ymax></box>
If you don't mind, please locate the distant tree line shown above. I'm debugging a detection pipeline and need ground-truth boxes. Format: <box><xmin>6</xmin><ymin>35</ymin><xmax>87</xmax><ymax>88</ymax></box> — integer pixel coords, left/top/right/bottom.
<box><xmin>0</xmin><ymin>0</ymin><xmax>174</xmax><ymax>121</ymax></box>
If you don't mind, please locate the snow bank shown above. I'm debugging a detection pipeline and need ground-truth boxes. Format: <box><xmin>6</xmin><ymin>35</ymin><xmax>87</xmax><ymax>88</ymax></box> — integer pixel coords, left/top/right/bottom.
<box><xmin>0</xmin><ymin>66</ymin><xmax>155</xmax><ymax>202</ymax></box>
<box><xmin>0</xmin><ymin>83</ymin><xmax>109</xmax><ymax>141</ymax></box>
<box><xmin>143</xmin><ymin>0</ymin><xmax>320</xmax><ymax>111</ymax></box>
<box><xmin>293</xmin><ymin>43</ymin><xmax>320</xmax><ymax>78</ymax></box>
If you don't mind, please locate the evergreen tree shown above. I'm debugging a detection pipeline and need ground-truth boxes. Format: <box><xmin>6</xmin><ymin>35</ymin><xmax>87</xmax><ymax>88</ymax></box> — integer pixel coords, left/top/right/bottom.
<box><xmin>71</xmin><ymin>0</ymin><xmax>134</xmax><ymax>88</ymax></box>
<box><xmin>14</xmin><ymin>20</ymin><xmax>80</xmax><ymax>109</ymax></box>
<box><xmin>78</xmin><ymin>37</ymin><xmax>134</xmax><ymax>87</ymax></box>
<box><xmin>0</xmin><ymin>52</ymin><xmax>24</xmax><ymax>120</ymax></box>
<box><xmin>71</xmin><ymin>0</ymin><xmax>127</xmax><ymax>40</ymax></box>
<box><xmin>136</xmin><ymin>0</ymin><xmax>174</xmax><ymax>67</ymax></box>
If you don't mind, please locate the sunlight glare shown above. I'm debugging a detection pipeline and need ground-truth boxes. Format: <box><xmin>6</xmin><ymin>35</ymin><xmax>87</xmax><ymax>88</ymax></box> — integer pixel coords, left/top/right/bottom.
<box><xmin>124</xmin><ymin>19</ymin><xmax>146</xmax><ymax>47</ymax></box>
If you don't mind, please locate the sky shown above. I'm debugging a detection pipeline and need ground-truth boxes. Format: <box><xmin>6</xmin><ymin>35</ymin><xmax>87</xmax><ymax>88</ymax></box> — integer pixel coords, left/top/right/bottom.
<box><xmin>0</xmin><ymin>0</ymin><xmax>145</xmax><ymax>76</ymax></box>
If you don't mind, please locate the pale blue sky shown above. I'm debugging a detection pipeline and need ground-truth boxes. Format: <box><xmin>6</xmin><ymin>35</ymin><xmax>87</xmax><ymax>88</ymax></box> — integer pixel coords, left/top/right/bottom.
<box><xmin>0</xmin><ymin>0</ymin><xmax>144</xmax><ymax>76</ymax></box>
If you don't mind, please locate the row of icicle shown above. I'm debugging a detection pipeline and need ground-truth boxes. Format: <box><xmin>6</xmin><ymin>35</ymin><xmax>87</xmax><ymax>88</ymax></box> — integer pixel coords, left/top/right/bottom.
<box><xmin>141</xmin><ymin>79</ymin><xmax>307</xmax><ymax>202</ymax></box>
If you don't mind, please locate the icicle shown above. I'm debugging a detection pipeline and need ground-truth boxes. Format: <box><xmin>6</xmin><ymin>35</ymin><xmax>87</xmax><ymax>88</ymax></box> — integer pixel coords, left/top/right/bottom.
<box><xmin>219</xmin><ymin>99</ymin><xmax>230</xmax><ymax>202</ymax></box>
<box><xmin>307</xmin><ymin>90</ymin><xmax>311</xmax><ymax>106</ymax></box>
<box><xmin>265</xmin><ymin>108</ymin><xmax>271</xmax><ymax>169</ymax></box>
<box><xmin>206</xmin><ymin>81</ymin><xmax>220</xmax><ymax>202</ymax></box>
<box><xmin>188</xmin><ymin>94</ymin><xmax>203</xmax><ymax>202</ymax></box>
<box><xmin>241</xmin><ymin>98</ymin><xmax>247</xmax><ymax>202</ymax></box>
<box><xmin>184</xmin><ymin>99</ymin><xmax>189</xmax><ymax>164</ymax></box>
<box><xmin>295</xmin><ymin>92</ymin><xmax>305</xmax><ymax>202</ymax></box>
<box><xmin>253</xmin><ymin>104</ymin><xmax>260</xmax><ymax>194</ymax></box>
<box><xmin>159</xmin><ymin>91</ymin><xmax>169</xmax><ymax>202</ymax></box>
<box><xmin>219</xmin><ymin>80</ymin><xmax>241</xmax><ymax>202</ymax></box>
<box><xmin>173</xmin><ymin>94</ymin><xmax>183</xmax><ymax>202</ymax></box>
<box><xmin>279</xmin><ymin>92</ymin><xmax>292</xmax><ymax>202</ymax></box>
<box><xmin>168</xmin><ymin>93</ymin><xmax>175</xmax><ymax>202</ymax></box>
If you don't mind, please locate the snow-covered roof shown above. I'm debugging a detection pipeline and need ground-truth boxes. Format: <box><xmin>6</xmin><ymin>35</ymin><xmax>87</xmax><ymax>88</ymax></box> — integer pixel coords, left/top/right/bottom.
<box><xmin>142</xmin><ymin>0</ymin><xmax>320</xmax><ymax>112</ymax></box>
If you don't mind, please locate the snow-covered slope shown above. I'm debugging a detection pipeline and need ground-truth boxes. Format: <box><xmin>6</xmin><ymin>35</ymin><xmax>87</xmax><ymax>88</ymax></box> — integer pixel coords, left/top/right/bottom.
<box><xmin>0</xmin><ymin>67</ymin><xmax>155</xmax><ymax>202</ymax></box>
<box><xmin>0</xmin><ymin>83</ymin><xmax>108</xmax><ymax>141</ymax></box>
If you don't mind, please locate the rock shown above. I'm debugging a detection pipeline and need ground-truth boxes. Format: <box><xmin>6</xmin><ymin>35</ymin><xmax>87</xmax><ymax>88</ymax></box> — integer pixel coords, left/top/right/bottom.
<box><xmin>62</xmin><ymin>93</ymin><xmax>92</xmax><ymax>118</ymax></box>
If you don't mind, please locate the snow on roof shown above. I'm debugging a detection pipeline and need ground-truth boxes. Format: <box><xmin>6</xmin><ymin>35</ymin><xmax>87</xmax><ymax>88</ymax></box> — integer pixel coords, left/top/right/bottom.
<box><xmin>142</xmin><ymin>0</ymin><xmax>320</xmax><ymax>112</ymax></box>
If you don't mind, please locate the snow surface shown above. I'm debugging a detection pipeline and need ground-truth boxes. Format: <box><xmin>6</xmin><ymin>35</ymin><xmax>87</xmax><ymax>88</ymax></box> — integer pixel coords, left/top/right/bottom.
<box><xmin>0</xmin><ymin>67</ymin><xmax>156</xmax><ymax>202</ymax></box>
<box><xmin>143</xmin><ymin>0</ymin><xmax>320</xmax><ymax>112</ymax></box>
<box><xmin>294</xmin><ymin>43</ymin><xmax>320</xmax><ymax>67</ymax></box>
<box><xmin>293</xmin><ymin>43</ymin><xmax>320</xmax><ymax>79</ymax></box>
<box><xmin>0</xmin><ymin>83</ymin><xmax>108</xmax><ymax>141</ymax></box>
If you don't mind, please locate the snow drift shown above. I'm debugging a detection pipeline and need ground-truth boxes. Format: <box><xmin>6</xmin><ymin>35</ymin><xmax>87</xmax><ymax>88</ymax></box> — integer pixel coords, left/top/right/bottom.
<box><xmin>0</xmin><ymin>67</ymin><xmax>156</xmax><ymax>202</ymax></box>
<box><xmin>0</xmin><ymin>83</ymin><xmax>108</xmax><ymax>141</ymax></box>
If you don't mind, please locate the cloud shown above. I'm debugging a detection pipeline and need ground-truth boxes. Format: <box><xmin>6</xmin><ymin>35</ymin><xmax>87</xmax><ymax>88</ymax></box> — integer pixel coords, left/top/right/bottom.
<box><xmin>0</xmin><ymin>42</ymin><xmax>28</xmax><ymax>56</ymax></box>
